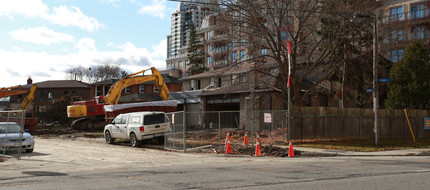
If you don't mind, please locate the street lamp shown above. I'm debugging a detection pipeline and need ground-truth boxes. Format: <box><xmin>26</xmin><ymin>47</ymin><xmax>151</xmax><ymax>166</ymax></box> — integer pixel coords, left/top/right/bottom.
<box><xmin>355</xmin><ymin>13</ymin><xmax>378</xmax><ymax>146</ymax></box>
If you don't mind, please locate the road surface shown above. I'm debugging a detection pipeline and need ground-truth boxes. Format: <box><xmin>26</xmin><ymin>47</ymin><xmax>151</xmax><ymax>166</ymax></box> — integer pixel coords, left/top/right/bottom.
<box><xmin>1</xmin><ymin>136</ymin><xmax>430</xmax><ymax>189</ymax></box>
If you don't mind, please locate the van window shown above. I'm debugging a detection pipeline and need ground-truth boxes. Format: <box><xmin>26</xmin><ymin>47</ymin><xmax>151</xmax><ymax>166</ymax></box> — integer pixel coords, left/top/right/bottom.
<box><xmin>113</xmin><ymin>115</ymin><xmax>122</xmax><ymax>124</ymax></box>
<box><xmin>120</xmin><ymin>115</ymin><xmax>129</xmax><ymax>124</ymax></box>
<box><xmin>144</xmin><ymin>114</ymin><xmax>166</xmax><ymax>125</ymax></box>
<box><xmin>130</xmin><ymin>116</ymin><xmax>141</xmax><ymax>124</ymax></box>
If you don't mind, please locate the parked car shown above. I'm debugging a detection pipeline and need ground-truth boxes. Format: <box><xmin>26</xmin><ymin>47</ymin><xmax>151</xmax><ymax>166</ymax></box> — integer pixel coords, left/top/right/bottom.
<box><xmin>0</xmin><ymin>122</ymin><xmax>35</xmax><ymax>153</ymax></box>
<box><xmin>104</xmin><ymin>112</ymin><xmax>171</xmax><ymax>147</ymax></box>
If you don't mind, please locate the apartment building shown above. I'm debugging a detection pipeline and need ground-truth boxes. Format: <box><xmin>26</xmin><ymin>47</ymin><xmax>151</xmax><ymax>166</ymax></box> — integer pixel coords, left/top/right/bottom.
<box><xmin>165</xmin><ymin>0</ymin><xmax>220</xmax><ymax>78</ymax></box>
<box><xmin>380</xmin><ymin>0</ymin><xmax>430</xmax><ymax>62</ymax></box>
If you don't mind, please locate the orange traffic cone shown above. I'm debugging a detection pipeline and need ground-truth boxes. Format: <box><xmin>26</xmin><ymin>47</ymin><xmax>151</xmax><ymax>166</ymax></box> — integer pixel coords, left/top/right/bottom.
<box><xmin>243</xmin><ymin>132</ymin><xmax>249</xmax><ymax>145</ymax></box>
<box><xmin>288</xmin><ymin>140</ymin><xmax>295</xmax><ymax>157</ymax></box>
<box><xmin>226</xmin><ymin>139</ymin><xmax>232</xmax><ymax>154</ymax></box>
<box><xmin>255</xmin><ymin>138</ymin><xmax>262</xmax><ymax>156</ymax></box>
<box><xmin>225</xmin><ymin>131</ymin><xmax>230</xmax><ymax>149</ymax></box>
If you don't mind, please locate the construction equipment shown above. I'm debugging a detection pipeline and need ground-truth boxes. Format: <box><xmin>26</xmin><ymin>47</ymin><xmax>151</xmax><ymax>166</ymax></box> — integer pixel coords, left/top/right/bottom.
<box><xmin>0</xmin><ymin>85</ymin><xmax>38</xmax><ymax>111</ymax></box>
<box><xmin>67</xmin><ymin>67</ymin><xmax>173</xmax><ymax>130</ymax></box>
<box><xmin>0</xmin><ymin>85</ymin><xmax>38</xmax><ymax>131</ymax></box>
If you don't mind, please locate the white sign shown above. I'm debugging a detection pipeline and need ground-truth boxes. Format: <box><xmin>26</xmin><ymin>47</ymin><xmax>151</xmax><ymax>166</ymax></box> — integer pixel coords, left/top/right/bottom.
<box><xmin>264</xmin><ymin>113</ymin><xmax>272</xmax><ymax>123</ymax></box>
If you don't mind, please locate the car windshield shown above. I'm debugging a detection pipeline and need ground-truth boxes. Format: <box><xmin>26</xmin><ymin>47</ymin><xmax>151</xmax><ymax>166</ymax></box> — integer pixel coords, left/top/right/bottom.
<box><xmin>0</xmin><ymin>124</ymin><xmax>21</xmax><ymax>134</ymax></box>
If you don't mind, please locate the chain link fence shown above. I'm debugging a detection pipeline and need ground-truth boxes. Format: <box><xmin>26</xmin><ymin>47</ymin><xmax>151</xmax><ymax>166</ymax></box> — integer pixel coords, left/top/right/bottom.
<box><xmin>163</xmin><ymin>109</ymin><xmax>430</xmax><ymax>152</ymax></box>
<box><xmin>0</xmin><ymin>110</ymin><xmax>26</xmax><ymax>159</ymax></box>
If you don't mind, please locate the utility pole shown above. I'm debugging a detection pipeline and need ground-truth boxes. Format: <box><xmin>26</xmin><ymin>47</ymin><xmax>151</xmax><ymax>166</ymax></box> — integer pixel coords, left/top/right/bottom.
<box><xmin>355</xmin><ymin>13</ymin><xmax>378</xmax><ymax>146</ymax></box>
<box><xmin>372</xmin><ymin>14</ymin><xmax>378</xmax><ymax>146</ymax></box>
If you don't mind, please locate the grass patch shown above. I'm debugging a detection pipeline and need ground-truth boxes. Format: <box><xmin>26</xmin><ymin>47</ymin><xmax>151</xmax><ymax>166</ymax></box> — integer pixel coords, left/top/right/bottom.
<box><xmin>295</xmin><ymin>138</ymin><xmax>430</xmax><ymax>152</ymax></box>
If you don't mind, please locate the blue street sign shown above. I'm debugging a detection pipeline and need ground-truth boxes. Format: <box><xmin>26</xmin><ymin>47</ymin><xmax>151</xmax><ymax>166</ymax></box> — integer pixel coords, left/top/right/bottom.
<box><xmin>378</xmin><ymin>78</ymin><xmax>391</xmax><ymax>83</ymax></box>
<box><xmin>366</xmin><ymin>88</ymin><xmax>375</xmax><ymax>93</ymax></box>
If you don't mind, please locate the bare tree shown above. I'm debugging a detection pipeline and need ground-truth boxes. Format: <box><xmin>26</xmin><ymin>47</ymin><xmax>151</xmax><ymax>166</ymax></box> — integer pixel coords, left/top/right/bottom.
<box><xmin>65</xmin><ymin>63</ymin><xmax>127</xmax><ymax>83</ymax></box>
<box><xmin>217</xmin><ymin>0</ymin><xmax>382</xmax><ymax>106</ymax></box>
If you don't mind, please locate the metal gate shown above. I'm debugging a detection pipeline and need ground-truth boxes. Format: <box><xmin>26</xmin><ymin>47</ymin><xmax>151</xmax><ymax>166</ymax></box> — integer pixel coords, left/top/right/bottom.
<box><xmin>0</xmin><ymin>110</ymin><xmax>26</xmax><ymax>159</ymax></box>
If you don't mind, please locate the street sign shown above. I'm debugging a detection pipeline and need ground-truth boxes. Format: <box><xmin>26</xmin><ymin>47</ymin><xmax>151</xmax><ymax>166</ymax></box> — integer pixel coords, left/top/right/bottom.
<box><xmin>378</xmin><ymin>78</ymin><xmax>391</xmax><ymax>83</ymax></box>
<box><xmin>425</xmin><ymin>118</ymin><xmax>430</xmax><ymax>130</ymax></box>
<box><xmin>264</xmin><ymin>113</ymin><xmax>272</xmax><ymax>123</ymax></box>
<box><xmin>366</xmin><ymin>88</ymin><xmax>375</xmax><ymax>93</ymax></box>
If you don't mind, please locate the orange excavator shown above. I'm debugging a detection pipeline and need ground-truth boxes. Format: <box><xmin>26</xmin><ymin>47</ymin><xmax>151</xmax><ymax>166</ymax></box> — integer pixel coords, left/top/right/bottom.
<box><xmin>66</xmin><ymin>67</ymin><xmax>173</xmax><ymax>130</ymax></box>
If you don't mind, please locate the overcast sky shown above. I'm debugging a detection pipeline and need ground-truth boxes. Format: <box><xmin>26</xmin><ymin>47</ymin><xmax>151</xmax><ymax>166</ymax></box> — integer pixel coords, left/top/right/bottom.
<box><xmin>0</xmin><ymin>0</ymin><xmax>178</xmax><ymax>87</ymax></box>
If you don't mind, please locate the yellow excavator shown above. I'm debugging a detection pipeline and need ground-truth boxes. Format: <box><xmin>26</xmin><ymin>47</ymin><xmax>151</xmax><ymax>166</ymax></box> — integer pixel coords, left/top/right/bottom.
<box><xmin>66</xmin><ymin>67</ymin><xmax>171</xmax><ymax>130</ymax></box>
<box><xmin>0</xmin><ymin>85</ymin><xmax>38</xmax><ymax>111</ymax></box>
<box><xmin>0</xmin><ymin>85</ymin><xmax>38</xmax><ymax>131</ymax></box>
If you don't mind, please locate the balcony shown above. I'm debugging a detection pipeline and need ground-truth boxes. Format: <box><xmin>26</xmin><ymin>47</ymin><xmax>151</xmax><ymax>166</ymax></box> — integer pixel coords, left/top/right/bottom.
<box><xmin>383</xmin><ymin>8</ymin><xmax>430</xmax><ymax>24</ymax></box>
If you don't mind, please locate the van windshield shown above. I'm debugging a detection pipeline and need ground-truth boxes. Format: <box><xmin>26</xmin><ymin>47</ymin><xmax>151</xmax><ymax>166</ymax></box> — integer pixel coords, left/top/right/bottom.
<box><xmin>144</xmin><ymin>114</ymin><xmax>166</xmax><ymax>125</ymax></box>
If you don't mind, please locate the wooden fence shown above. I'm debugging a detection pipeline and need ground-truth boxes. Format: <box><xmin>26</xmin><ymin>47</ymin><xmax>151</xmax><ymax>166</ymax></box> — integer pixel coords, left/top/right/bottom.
<box><xmin>288</xmin><ymin>107</ymin><xmax>430</xmax><ymax>140</ymax></box>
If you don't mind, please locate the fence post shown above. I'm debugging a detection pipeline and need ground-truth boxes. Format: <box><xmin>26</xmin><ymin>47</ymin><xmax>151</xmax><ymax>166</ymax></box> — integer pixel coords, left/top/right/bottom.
<box><xmin>325</xmin><ymin>116</ymin><xmax>327</xmax><ymax>139</ymax></box>
<box><xmin>183</xmin><ymin>110</ymin><xmax>186</xmax><ymax>153</ymax></box>
<box><xmin>314</xmin><ymin>115</ymin><xmax>317</xmax><ymax>139</ymax></box>
<box><xmin>218</xmin><ymin>111</ymin><xmax>221</xmax><ymax>148</ymax></box>
<box><xmin>359</xmin><ymin>116</ymin><xmax>362</xmax><ymax>139</ymax></box>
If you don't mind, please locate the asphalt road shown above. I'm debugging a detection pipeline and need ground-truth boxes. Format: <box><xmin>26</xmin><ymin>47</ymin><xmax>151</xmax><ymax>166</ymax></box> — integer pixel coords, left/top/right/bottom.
<box><xmin>1</xmin><ymin>137</ymin><xmax>430</xmax><ymax>190</ymax></box>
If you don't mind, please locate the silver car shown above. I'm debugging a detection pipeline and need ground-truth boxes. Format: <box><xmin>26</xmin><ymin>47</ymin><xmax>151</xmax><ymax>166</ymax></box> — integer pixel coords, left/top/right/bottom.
<box><xmin>0</xmin><ymin>122</ymin><xmax>35</xmax><ymax>153</ymax></box>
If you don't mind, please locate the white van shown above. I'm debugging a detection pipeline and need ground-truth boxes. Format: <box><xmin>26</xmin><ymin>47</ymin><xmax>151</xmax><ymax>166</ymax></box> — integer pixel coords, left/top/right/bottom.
<box><xmin>103</xmin><ymin>112</ymin><xmax>171</xmax><ymax>147</ymax></box>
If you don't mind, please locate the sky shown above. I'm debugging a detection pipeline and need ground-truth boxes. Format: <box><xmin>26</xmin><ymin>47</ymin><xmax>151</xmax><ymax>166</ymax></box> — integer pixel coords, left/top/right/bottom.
<box><xmin>0</xmin><ymin>0</ymin><xmax>179</xmax><ymax>87</ymax></box>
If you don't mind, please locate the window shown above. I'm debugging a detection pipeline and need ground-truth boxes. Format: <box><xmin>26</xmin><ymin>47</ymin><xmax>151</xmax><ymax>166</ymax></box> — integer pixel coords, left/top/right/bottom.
<box><xmin>103</xmin><ymin>85</ymin><xmax>110</xmax><ymax>96</ymax></box>
<box><xmin>207</xmin><ymin>56</ymin><xmax>212</xmax><ymax>65</ymax></box>
<box><xmin>207</xmin><ymin>45</ymin><xmax>212</xmax><ymax>53</ymax></box>
<box><xmin>179</xmin><ymin>61</ymin><xmax>182</xmax><ymax>69</ymax></box>
<box><xmin>392</xmin><ymin>49</ymin><xmax>404</xmax><ymax>63</ymax></box>
<box><xmin>232</xmin><ymin>52</ymin><xmax>238</xmax><ymax>61</ymax></box>
<box><xmin>144</xmin><ymin>114</ymin><xmax>167</xmax><ymax>125</ymax></box>
<box><xmin>48</xmin><ymin>91</ymin><xmax>53</xmax><ymax>101</ymax></box>
<box><xmin>113</xmin><ymin>115</ymin><xmax>122</xmax><ymax>124</ymax></box>
<box><xmin>413</xmin><ymin>26</ymin><xmax>426</xmax><ymax>39</ymax></box>
<box><xmin>154</xmin><ymin>85</ymin><xmax>160</xmax><ymax>93</ymax></box>
<box><xmin>210</xmin><ymin>78</ymin><xmax>215</xmax><ymax>87</ymax></box>
<box><xmin>240</xmin><ymin>73</ymin><xmax>246</xmax><ymax>82</ymax></box>
<box><xmin>217</xmin><ymin>78</ymin><xmax>222</xmax><ymax>87</ymax></box>
<box><xmin>120</xmin><ymin>115</ymin><xmax>129</xmax><ymax>124</ymax></box>
<box><xmin>125</xmin><ymin>87</ymin><xmax>131</xmax><ymax>94</ymax></box>
<box><xmin>190</xmin><ymin>80</ymin><xmax>195</xmax><ymax>90</ymax></box>
<box><xmin>232</xmin><ymin>74</ymin><xmax>238</xmax><ymax>84</ymax></box>
<box><xmin>391</xmin><ymin>30</ymin><xmax>404</xmax><ymax>41</ymax></box>
<box><xmin>139</xmin><ymin>85</ymin><xmax>145</xmax><ymax>93</ymax></box>
<box><xmin>130</xmin><ymin>116</ymin><xmax>141</xmax><ymax>124</ymax></box>
<box><xmin>197</xmin><ymin>80</ymin><xmax>201</xmax><ymax>90</ymax></box>
<box><xmin>96</xmin><ymin>86</ymin><xmax>101</xmax><ymax>96</ymax></box>
<box><xmin>261</xmin><ymin>49</ymin><xmax>268</xmax><ymax>55</ymax></box>
<box><xmin>390</xmin><ymin>6</ymin><xmax>403</xmax><ymax>20</ymax></box>
<box><xmin>240</xmin><ymin>50</ymin><xmax>246</xmax><ymax>60</ymax></box>
<box><xmin>207</xmin><ymin>31</ymin><xmax>213</xmax><ymax>39</ymax></box>
<box><xmin>411</xmin><ymin>4</ymin><xmax>426</xmax><ymax>19</ymax></box>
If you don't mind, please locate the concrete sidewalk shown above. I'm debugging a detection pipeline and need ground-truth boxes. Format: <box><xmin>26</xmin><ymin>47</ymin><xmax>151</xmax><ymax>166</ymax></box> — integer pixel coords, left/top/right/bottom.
<box><xmin>295</xmin><ymin>147</ymin><xmax>430</xmax><ymax>157</ymax></box>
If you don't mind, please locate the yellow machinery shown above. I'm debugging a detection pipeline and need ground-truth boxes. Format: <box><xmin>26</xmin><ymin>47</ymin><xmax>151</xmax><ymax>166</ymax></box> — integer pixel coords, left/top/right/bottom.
<box><xmin>0</xmin><ymin>85</ymin><xmax>38</xmax><ymax>112</ymax></box>
<box><xmin>67</xmin><ymin>67</ymin><xmax>170</xmax><ymax>119</ymax></box>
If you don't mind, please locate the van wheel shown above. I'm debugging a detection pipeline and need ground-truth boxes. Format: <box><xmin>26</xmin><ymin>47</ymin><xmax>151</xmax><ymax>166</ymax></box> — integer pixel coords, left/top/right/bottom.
<box><xmin>130</xmin><ymin>133</ymin><xmax>141</xmax><ymax>147</ymax></box>
<box><xmin>105</xmin><ymin>131</ymin><xmax>115</xmax><ymax>144</ymax></box>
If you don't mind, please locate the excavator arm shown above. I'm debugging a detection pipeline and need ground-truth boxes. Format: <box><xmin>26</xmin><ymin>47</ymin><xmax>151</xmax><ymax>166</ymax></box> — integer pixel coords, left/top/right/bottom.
<box><xmin>0</xmin><ymin>85</ymin><xmax>37</xmax><ymax>112</ymax></box>
<box><xmin>103</xmin><ymin>67</ymin><xmax>170</xmax><ymax>105</ymax></box>
<box><xmin>18</xmin><ymin>85</ymin><xmax>37</xmax><ymax>111</ymax></box>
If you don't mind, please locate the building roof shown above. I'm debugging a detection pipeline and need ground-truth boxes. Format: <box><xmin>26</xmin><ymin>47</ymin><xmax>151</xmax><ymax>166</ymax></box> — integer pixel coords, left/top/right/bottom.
<box><xmin>90</xmin><ymin>74</ymin><xmax>181</xmax><ymax>86</ymax></box>
<box><xmin>140</xmin><ymin>74</ymin><xmax>181</xmax><ymax>84</ymax></box>
<box><xmin>92</xmin><ymin>79</ymin><xmax>118</xmax><ymax>85</ymax></box>
<box><xmin>180</xmin><ymin>63</ymin><xmax>254</xmax><ymax>80</ymax></box>
<box><xmin>169</xmin><ymin>90</ymin><xmax>202</xmax><ymax>103</ymax></box>
<box><xmin>28</xmin><ymin>80</ymin><xmax>90</xmax><ymax>89</ymax></box>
